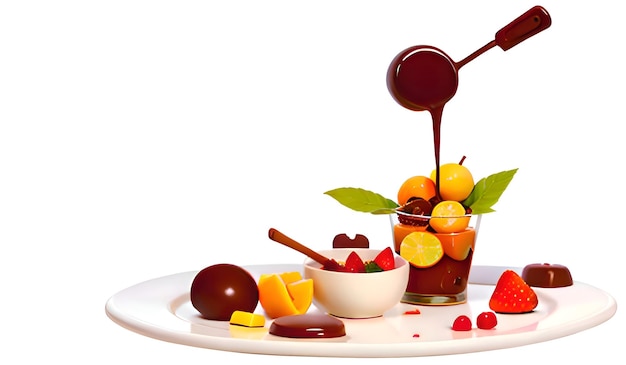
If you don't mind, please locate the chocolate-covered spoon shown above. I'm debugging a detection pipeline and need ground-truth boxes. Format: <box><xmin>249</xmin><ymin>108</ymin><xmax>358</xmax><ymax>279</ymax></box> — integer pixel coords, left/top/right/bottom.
<box><xmin>268</xmin><ymin>228</ymin><xmax>343</xmax><ymax>271</ymax></box>
<box><xmin>387</xmin><ymin>5</ymin><xmax>552</xmax><ymax>112</ymax></box>
<box><xmin>386</xmin><ymin>6</ymin><xmax>551</xmax><ymax>199</ymax></box>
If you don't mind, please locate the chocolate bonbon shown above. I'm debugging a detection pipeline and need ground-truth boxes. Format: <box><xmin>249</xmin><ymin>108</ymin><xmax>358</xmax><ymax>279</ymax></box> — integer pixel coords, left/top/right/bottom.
<box><xmin>522</xmin><ymin>263</ymin><xmax>573</xmax><ymax>288</ymax></box>
<box><xmin>190</xmin><ymin>264</ymin><xmax>259</xmax><ymax>321</ymax></box>
<box><xmin>332</xmin><ymin>233</ymin><xmax>369</xmax><ymax>249</ymax></box>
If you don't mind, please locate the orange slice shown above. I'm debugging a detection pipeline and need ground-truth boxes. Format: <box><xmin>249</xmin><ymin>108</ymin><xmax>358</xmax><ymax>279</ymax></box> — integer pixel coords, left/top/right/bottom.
<box><xmin>287</xmin><ymin>279</ymin><xmax>314</xmax><ymax>314</ymax></box>
<box><xmin>438</xmin><ymin>229</ymin><xmax>476</xmax><ymax>261</ymax></box>
<box><xmin>279</xmin><ymin>271</ymin><xmax>303</xmax><ymax>285</ymax></box>
<box><xmin>393</xmin><ymin>223</ymin><xmax>427</xmax><ymax>251</ymax></box>
<box><xmin>399</xmin><ymin>231</ymin><xmax>444</xmax><ymax>268</ymax></box>
<box><xmin>258</xmin><ymin>272</ymin><xmax>313</xmax><ymax>319</ymax></box>
<box><xmin>429</xmin><ymin>200</ymin><xmax>470</xmax><ymax>233</ymax></box>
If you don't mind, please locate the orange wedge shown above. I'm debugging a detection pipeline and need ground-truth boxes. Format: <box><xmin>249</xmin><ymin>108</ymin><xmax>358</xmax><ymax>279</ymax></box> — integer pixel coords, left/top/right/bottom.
<box><xmin>438</xmin><ymin>229</ymin><xmax>476</xmax><ymax>261</ymax></box>
<box><xmin>258</xmin><ymin>272</ymin><xmax>313</xmax><ymax>319</ymax></box>
<box><xmin>429</xmin><ymin>200</ymin><xmax>470</xmax><ymax>233</ymax></box>
<box><xmin>287</xmin><ymin>279</ymin><xmax>314</xmax><ymax>314</ymax></box>
<box><xmin>279</xmin><ymin>271</ymin><xmax>303</xmax><ymax>285</ymax></box>
<box><xmin>400</xmin><ymin>231</ymin><xmax>444</xmax><ymax>268</ymax></box>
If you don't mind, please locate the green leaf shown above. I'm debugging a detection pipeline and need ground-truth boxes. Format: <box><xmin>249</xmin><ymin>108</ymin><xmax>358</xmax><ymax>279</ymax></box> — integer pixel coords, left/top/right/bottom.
<box><xmin>462</xmin><ymin>168</ymin><xmax>518</xmax><ymax>214</ymax></box>
<box><xmin>365</xmin><ymin>262</ymin><xmax>383</xmax><ymax>273</ymax></box>
<box><xmin>324</xmin><ymin>187</ymin><xmax>398</xmax><ymax>214</ymax></box>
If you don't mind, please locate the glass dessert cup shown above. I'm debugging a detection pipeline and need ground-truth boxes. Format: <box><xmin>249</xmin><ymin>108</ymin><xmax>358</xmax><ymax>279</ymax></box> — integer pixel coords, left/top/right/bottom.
<box><xmin>390</xmin><ymin>211</ymin><xmax>482</xmax><ymax>305</ymax></box>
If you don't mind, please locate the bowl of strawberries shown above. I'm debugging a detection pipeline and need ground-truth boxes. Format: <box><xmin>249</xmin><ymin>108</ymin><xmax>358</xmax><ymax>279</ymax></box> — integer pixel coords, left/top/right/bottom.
<box><xmin>303</xmin><ymin>247</ymin><xmax>409</xmax><ymax>319</ymax></box>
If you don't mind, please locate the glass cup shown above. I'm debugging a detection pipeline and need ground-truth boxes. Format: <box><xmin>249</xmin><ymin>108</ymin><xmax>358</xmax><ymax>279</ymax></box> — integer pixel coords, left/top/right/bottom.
<box><xmin>389</xmin><ymin>211</ymin><xmax>482</xmax><ymax>305</ymax></box>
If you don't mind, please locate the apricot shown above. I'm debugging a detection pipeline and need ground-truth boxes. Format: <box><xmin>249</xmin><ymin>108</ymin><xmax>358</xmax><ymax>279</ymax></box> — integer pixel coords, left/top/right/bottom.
<box><xmin>397</xmin><ymin>175</ymin><xmax>437</xmax><ymax>206</ymax></box>
<box><xmin>431</xmin><ymin>163</ymin><xmax>474</xmax><ymax>202</ymax></box>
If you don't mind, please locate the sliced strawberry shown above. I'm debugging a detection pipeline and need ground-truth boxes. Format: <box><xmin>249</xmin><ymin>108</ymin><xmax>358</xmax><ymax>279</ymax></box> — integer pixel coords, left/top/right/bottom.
<box><xmin>489</xmin><ymin>270</ymin><xmax>538</xmax><ymax>313</ymax></box>
<box><xmin>373</xmin><ymin>247</ymin><xmax>395</xmax><ymax>271</ymax></box>
<box><xmin>343</xmin><ymin>251</ymin><xmax>366</xmax><ymax>273</ymax></box>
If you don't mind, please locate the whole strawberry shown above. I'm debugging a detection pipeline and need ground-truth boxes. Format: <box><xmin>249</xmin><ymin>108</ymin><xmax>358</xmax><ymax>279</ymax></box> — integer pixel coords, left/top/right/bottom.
<box><xmin>489</xmin><ymin>270</ymin><xmax>538</xmax><ymax>313</ymax></box>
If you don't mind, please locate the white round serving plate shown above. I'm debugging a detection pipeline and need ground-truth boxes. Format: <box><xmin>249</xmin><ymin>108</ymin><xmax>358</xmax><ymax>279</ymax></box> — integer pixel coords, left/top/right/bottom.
<box><xmin>105</xmin><ymin>264</ymin><xmax>616</xmax><ymax>358</ymax></box>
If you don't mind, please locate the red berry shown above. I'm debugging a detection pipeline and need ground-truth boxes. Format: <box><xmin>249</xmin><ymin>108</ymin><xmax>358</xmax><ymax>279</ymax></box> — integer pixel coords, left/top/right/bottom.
<box><xmin>404</xmin><ymin>309</ymin><xmax>421</xmax><ymax>315</ymax></box>
<box><xmin>373</xmin><ymin>247</ymin><xmax>395</xmax><ymax>271</ymax></box>
<box><xmin>343</xmin><ymin>251</ymin><xmax>366</xmax><ymax>273</ymax></box>
<box><xmin>489</xmin><ymin>270</ymin><xmax>538</xmax><ymax>313</ymax></box>
<box><xmin>476</xmin><ymin>311</ymin><xmax>498</xmax><ymax>329</ymax></box>
<box><xmin>452</xmin><ymin>315</ymin><xmax>472</xmax><ymax>331</ymax></box>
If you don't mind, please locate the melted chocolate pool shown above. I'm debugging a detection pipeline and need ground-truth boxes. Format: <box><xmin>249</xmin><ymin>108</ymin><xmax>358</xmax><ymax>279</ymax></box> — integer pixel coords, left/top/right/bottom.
<box><xmin>269</xmin><ymin>314</ymin><xmax>346</xmax><ymax>338</ymax></box>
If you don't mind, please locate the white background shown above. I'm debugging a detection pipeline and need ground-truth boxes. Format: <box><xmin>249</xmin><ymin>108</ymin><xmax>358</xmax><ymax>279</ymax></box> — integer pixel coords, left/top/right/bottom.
<box><xmin>1</xmin><ymin>1</ymin><xmax>622</xmax><ymax>363</ymax></box>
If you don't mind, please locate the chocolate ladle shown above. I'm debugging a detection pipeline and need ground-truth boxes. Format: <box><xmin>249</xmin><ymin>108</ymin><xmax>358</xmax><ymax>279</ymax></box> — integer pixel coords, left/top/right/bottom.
<box><xmin>386</xmin><ymin>6</ymin><xmax>551</xmax><ymax>200</ymax></box>
<box><xmin>387</xmin><ymin>5</ymin><xmax>552</xmax><ymax>112</ymax></box>
<box><xmin>268</xmin><ymin>228</ymin><xmax>344</xmax><ymax>271</ymax></box>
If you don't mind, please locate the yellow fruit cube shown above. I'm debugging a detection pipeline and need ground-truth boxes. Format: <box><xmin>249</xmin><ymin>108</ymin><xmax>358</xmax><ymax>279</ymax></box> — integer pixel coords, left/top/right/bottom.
<box><xmin>229</xmin><ymin>310</ymin><xmax>266</xmax><ymax>327</ymax></box>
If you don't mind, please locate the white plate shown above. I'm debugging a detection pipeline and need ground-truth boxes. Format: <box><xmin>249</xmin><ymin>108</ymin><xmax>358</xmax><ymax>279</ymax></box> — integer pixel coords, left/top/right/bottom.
<box><xmin>105</xmin><ymin>265</ymin><xmax>616</xmax><ymax>358</ymax></box>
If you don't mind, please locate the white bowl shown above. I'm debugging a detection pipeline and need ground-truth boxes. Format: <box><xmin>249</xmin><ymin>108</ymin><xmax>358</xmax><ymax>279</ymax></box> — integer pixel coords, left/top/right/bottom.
<box><xmin>303</xmin><ymin>248</ymin><xmax>409</xmax><ymax>318</ymax></box>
